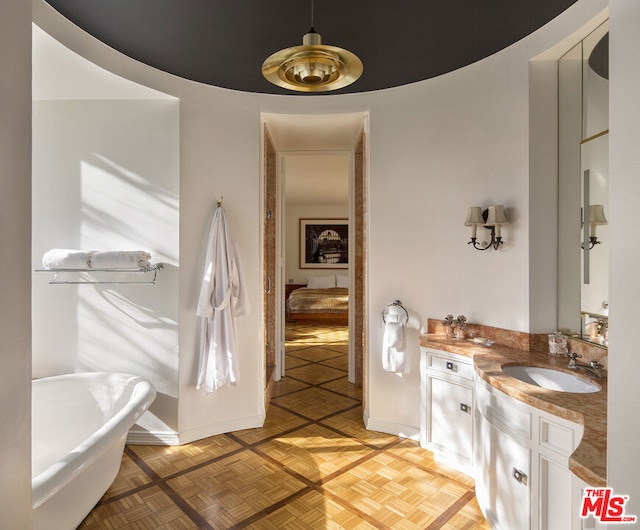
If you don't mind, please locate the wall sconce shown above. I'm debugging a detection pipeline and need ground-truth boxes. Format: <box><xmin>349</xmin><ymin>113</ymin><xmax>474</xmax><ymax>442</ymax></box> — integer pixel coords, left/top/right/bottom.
<box><xmin>583</xmin><ymin>204</ymin><xmax>608</xmax><ymax>249</ymax></box>
<box><xmin>465</xmin><ymin>205</ymin><xmax>509</xmax><ymax>250</ymax></box>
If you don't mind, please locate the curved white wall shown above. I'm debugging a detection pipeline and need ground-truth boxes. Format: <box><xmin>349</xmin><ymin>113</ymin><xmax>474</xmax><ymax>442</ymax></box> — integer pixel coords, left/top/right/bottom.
<box><xmin>31</xmin><ymin>0</ymin><xmax>608</xmax><ymax>442</ymax></box>
<box><xmin>1</xmin><ymin>1</ymin><xmax>32</xmax><ymax>527</ymax></box>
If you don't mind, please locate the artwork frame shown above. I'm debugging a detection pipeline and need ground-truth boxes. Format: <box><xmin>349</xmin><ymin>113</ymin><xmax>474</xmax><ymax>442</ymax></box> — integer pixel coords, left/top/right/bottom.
<box><xmin>299</xmin><ymin>219</ymin><xmax>349</xmax><ymax>269</ymax></box>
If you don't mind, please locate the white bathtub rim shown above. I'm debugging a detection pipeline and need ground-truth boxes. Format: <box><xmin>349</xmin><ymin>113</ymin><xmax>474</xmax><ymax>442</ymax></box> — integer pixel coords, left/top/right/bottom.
<box><xmin>32</xmin><ymin>372</ymin><xmax>156</xmax><ymax>509</ymax></box>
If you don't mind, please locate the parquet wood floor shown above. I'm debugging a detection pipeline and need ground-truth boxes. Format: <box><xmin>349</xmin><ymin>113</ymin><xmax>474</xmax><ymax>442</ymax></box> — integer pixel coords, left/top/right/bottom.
<box><xmin>79</xmin><ymin>323</ymin><xmax>490</xmax><ymax>529</ymax></box>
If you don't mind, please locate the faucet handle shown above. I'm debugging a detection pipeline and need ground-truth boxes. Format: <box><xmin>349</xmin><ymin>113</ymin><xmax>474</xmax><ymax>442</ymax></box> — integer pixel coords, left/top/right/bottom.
<box><xmin>590</xmin><ymin>360</ymin><xmax>603</xmax><ymax>369</ymax></box>
<box><xmin>566</xmin><ymin>352</ymin><xmax>582</xmax><ymax>360</ymax></box>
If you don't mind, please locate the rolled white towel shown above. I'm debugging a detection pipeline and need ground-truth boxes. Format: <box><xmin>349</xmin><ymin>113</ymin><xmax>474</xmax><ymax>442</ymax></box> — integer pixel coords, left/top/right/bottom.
<box><xmin>90</xmin><ymin>250</ymin><xmax>152</xmax><ymax>269</ymax></box>
<box><xmin>42</xmin><ymin>249</ymin><xmax>92</xmax><ymax>270</ymax></box>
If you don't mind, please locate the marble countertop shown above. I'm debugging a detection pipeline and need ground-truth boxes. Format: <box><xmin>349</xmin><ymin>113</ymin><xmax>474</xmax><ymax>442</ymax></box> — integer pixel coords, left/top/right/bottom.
<box><xmin>419</xmin><ymin>334</ymin><xmax>607</xmax><ymax>487</ymax></box>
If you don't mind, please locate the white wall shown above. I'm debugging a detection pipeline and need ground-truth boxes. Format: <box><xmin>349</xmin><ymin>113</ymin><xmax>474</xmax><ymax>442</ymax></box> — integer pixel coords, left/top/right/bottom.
<box><xmin>32</xmin><ymin>99</ymin><xmax>180</xmax><ymax>437</ymax></box>
<box><xmin>608</xmin><ymin>0</ymin><xmax>640</xmax><ymax>514</ymax></box>
<box><xmin>32</xmin><ymin>0</ymin><xmax>609</xmax><ymax>443</ymax></box>
<box><xmin>285</xmin><ymin>205</ymin><xmax>349</xmax><ymax>285</ymax></box>
<box><xmin>0</xmin><ymin>1</ymin><xmax>32</xmax><ymax>527</ymax></box>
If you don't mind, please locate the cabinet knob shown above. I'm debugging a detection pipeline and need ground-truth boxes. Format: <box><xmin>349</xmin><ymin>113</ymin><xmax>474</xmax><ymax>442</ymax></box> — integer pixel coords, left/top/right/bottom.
<box><xmin>460</xmin><ymin>403</ymin><xmax>470</xmax><ymax>413</ymax></box>
<box><xmin>446</xmin><ymin>361</ymin><xmax>456</xmax><ymax>371</ymax></box>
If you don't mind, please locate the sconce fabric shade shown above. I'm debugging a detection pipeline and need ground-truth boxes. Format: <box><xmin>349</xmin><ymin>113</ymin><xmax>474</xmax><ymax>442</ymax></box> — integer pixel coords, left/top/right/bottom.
<box><xmin>465</xmin><ymin>204</ymin><xmax>509</xmax><ymax>249</ymax></box>
<box><xmin>486</xmin><ymin>205</ymin><xmax>508</xmax><ymax>226</ymax></box>
<box><xmin>589</xmin><ymin>204</ymin><xmax>608</xmax><ymax>225</ymax></box>
<box><xmin>464</xmin><ymin>207</ymin><xmax>484</xmax><ymax>226</ymax></box>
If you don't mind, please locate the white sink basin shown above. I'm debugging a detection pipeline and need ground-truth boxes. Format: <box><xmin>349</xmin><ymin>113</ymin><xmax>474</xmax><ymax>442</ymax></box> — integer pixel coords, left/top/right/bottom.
<box><xmin>502</xmin><ymin>365</ymin><xmax>600</xmax><ymax>393</ymax></box>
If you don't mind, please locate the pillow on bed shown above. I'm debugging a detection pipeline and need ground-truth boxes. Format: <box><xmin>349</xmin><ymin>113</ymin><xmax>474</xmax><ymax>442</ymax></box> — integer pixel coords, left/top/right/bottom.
<box><xmin>307</xmin><ymin>275</ymin><xmax>336</xmax><ymax>289</ymax></box>
<box><xmin>336</xmin><ymin>274</ymin><xmax>349</xmax><ymax>288</ymax></box>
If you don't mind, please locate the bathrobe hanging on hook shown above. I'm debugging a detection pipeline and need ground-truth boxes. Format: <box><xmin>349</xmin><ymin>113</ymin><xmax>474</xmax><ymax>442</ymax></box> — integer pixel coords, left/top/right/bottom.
<box><xmin>196</xmin><ymin>204</ymin><xmax>249</xmax><ymax>394</ymax></box>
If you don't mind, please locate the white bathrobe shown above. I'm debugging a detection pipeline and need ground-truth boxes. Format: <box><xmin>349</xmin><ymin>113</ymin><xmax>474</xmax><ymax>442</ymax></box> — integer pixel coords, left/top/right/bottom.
<box><xmin>196</xmin><ymin>206</ymin><xmax>249</xmax><ymax>394</ymax></box>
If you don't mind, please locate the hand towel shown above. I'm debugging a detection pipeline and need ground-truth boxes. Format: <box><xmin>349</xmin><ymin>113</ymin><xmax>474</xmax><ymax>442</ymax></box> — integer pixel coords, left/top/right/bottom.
<box><xmin>90</xmin><ymin>250</ymin><xmax>151</xmax><ymax>269</ymax></box>
<box><xmin>383</xmin><ymin>320</ymin><xmax>405</xmax><ymax>350</ymax></box>
<box><xmin>42</xmin><ymin>249</ymin><xmax>92</xmax><ymax>270</ymax></box>
<box><xmin>382</xmin><ymin>321</ymin><xmax>408</xmax><ymax>373</ymax></box>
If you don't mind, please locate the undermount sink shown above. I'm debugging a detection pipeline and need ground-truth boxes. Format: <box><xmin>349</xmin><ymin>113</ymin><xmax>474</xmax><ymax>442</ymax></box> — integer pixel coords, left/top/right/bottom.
<box><xmin>502</xmin><ymin>365</ymin><xmax>600</xmax><ymax>393</ymax></box>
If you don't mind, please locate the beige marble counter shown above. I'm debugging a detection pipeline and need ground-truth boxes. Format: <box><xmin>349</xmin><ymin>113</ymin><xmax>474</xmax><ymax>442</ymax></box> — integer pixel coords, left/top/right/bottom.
<box><xmin>419</xmin><ymin>333</ymin><xmax>607</xmax><ymax>487</ymax></box>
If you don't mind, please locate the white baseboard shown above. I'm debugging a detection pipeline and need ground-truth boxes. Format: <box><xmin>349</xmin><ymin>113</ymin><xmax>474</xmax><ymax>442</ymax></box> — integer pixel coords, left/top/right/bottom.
<box><xmin>364</xmin><ymin>415</ymin><xmax>420</xmax><ymax>441</ymax></box>
<box><xmin>178</xmin><ymin>413</ymin><xmax>265</xmax><ymax>445</ymax></box>
<box><xmin>126</xmin><ymin>412</ymin><xmax>266</xmax><ymax>446</ymax></box>
<box><xmin>127</xmin><ymin>429</ymin><xmax>180</xmax><ymax>446</ymax></box>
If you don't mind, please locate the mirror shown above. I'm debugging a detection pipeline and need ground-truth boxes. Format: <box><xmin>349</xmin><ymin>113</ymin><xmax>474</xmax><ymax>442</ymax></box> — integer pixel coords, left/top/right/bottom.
<box><xmin>558</xmin><ymin>21</ymin><xmax>609</xmax><ymax>346</ymax></box>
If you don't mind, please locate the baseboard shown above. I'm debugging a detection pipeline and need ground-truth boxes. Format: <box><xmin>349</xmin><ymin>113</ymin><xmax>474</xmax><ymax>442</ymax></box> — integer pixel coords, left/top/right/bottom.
<box><xmin>364</xmin><ymin>416</ymin><xmax>420</xmax><ymax>441</ymax></box>
<box><xmin>127</xmin><ymin>429</ymin><xmax>180</xmax><ymax>446</ymax></box>
<box><xmin>126</xmin><ymin>412</ymin><xmax>266</xmax><ymax>446</ymax></box>
<box><xmin>177</xmin><ymin>413</ymin><xmax>266</xmax><ymax>445</ymax></box>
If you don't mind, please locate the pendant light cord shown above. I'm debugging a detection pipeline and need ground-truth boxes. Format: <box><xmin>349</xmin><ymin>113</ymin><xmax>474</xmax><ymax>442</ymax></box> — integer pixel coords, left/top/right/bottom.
<box><xmin>310</xmin><ymin>0</ymin><xmax>316</xmax><ymax>32</ymax></box>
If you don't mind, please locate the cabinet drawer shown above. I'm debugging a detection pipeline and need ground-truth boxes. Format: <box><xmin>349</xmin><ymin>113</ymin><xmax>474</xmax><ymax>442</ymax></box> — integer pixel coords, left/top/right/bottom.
<box><xmin>427</xmin><ymin>350</ymin><xmax>474</xmax><ymax>380</ymax></box>
<box><xmin>477</xmin><ymin>380</ymin><xmax>532</xmax><ymax>440</ymax></box>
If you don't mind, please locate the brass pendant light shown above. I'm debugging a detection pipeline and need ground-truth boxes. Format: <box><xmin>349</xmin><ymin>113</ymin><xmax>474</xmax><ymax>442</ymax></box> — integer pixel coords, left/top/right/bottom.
<box><xmin>261</xmin><ymin>1</ymin><xmax>363</xmax><ymax>92</ymax></box>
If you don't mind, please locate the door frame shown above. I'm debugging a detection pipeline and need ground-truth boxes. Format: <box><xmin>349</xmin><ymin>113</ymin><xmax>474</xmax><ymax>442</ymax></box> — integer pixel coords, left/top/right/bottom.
<box><xmin>261</xmin><ymin>113</ymin><xmax>368</xmax><ymax>401</ymax></box>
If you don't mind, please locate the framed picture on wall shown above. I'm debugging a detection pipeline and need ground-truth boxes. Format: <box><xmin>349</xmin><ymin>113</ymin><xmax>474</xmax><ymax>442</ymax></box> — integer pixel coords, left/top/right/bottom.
<box><xmin>300</xmin><ymin>219</ymin><xmax>348</xmax><ymax>269</ymax></box>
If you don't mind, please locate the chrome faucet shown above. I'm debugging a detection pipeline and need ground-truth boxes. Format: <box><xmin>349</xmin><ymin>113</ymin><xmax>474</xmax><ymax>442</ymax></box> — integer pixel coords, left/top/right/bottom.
<box><xmin>566</xmin><ymin>352</ymin><xmax>604</xmax><ymax>378</ymax></box>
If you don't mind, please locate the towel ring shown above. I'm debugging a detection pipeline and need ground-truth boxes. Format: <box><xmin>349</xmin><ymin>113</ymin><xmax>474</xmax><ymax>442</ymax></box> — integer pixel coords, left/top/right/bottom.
<box><xmin>382</xmin><ymin>300</ymin><xmax>409</xmax><ymax>325</ymax></box>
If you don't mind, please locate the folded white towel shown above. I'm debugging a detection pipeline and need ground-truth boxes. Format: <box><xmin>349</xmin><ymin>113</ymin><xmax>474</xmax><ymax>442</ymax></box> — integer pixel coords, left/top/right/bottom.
<box><xmin>42</xmin><ymin>249</ymin><xmax>92</xmax><ymax>270</ymax></box>
<box><xmin>382</xmin><ymin>321</ymin><xmax>408</xmax><ymax>373</ymax></box>
<box><xmin>90</xmin><ymin>250</ymin><xmax>152</xmax><ymax>269</ymax></box>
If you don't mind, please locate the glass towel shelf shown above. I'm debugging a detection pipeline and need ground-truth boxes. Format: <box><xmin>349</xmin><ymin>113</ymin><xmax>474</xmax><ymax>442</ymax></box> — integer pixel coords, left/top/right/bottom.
<box><xmin>34</xmin><ymin>263</ymin><xmax>163</xmax><ymax>285</ymax></box>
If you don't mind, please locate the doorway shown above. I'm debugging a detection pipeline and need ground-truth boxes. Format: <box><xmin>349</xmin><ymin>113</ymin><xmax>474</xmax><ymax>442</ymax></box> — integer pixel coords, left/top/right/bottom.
<box><xmin>262</xmin><ymin>112</ymin><xmax>368</xmax><ymax>408</ymax></box>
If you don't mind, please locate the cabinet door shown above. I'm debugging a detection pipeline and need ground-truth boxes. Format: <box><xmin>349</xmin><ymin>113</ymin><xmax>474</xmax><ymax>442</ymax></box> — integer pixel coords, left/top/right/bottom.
<box><xmin>427</xmin><ymin>376</ymin><xmax>473</xmax><ymax>466</ymax></box>
<box><xmin>539</xmin><ymin>453</ymin><xmax>574</xmax><ymax>530</ymax></box>
<box><xmin>477</xmin><ymin>411</ymin><xmax>531</xmax><ymax>530</ymax></box>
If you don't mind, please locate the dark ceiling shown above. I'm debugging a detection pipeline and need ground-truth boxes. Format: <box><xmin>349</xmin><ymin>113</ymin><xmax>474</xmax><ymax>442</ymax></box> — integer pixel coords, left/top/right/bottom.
<box><xmin>45</xmin><ymin>0</ymin><xmax>579</xmax><ymax>95</ymax></box>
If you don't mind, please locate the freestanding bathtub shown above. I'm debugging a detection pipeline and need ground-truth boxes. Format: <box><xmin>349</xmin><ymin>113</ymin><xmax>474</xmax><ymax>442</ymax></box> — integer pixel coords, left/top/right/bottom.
<box><xmin>32</xmin><ymin>372</ymin><xmax>156</xmax><ymax>530</ymax></box>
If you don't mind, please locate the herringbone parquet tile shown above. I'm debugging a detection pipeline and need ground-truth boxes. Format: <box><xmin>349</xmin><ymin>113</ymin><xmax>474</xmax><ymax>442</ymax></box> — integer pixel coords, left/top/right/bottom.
<box><xmin>79</xmin><ymin>322</ymin><xmax>490</xmax><ymax>530</ymax></box>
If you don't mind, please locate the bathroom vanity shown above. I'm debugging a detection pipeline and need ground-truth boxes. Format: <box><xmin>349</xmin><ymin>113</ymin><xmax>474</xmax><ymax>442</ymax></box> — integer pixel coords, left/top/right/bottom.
<box><xmin>420</xmin><ymin>333</ymin><xmax>606</xmax><ymax>530</ymax></box>
<box><xmin>420</xmin><ymin>348</ymin><xmax>475</xmax><ymax>476</ymax></box>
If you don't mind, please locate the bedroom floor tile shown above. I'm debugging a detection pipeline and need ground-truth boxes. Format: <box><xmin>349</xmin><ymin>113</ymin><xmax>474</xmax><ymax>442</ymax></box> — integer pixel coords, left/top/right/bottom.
<box><xmin>319</xmin><ymin>354</ymin><xmax>350</xmax><ymax>371</ymax></box>
<box><xmin>81</xmin><ymin>322</ymin><xmax>489</xmax><ymax>529</ymax></box>
<box><xmin>285</xmin><ymin>362</ymin><xmax>347</xmax><ymax>385</ymax></box>
<box><xmin>319</xmin><ymin>376</ymin><xmax>363</xmax><ymax>399</ymax></box>
<box><xmin>269</xmin><ymin>376</ymin><xmax>310</xmax><ymax>397</ymax></box>
<box><xmin>271</xmin><ymin>386</ymin><xmax>360</xmax><ymax>420</ymax></box>
<box><xmin>287</xmin><ymin>346</ymin><xmax>344</xmax><ymax>363</ymax></box>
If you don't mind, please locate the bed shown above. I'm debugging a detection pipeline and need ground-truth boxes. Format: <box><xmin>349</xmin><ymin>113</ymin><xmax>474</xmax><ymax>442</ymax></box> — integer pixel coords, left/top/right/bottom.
<box><xmin>286</xmin><ymin>286</ymin><xmax>349</xmax><ymax>324</ymax></box>
<box><xmin>287</xmin><ymin>287</ymin><xmax>349</xmax><ymax>323</ymax></box>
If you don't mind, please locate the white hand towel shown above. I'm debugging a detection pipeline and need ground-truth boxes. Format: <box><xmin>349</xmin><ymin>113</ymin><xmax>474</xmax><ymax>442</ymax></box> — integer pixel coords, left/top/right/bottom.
<box><xmin>382</xmin><ymin>321</ymin><xmax>408</xmax><ymax>373</ymax></box>
<box><xmin>90</xmin><ymin>250</ymin><xmax>151</xmax><ymax>269</ymax></box>
<box><xmin>383</xmin><ymin>320</ymin><xmax>405</xmax><ymax>350</ymax></box>
<box><xmin>42</xmin><ymin>249</ymin><xmax>92</xmax><ymax>270</ymax></box>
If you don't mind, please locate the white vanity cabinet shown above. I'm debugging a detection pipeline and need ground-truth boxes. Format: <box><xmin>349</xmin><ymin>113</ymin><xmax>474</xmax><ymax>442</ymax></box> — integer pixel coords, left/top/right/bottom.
<box><xmin>420</xmin><ymin>347</ymin><xmax>475</xmax><ymax>475</ymax></box>
<box><xmin>572</xmin><ymin>476</ymin><xmax>609</xmax><ymax>530</ymax></box>
<box><xmin>475</xmin><ymin>376</ymin><xmax>585</xmax><ymax>530</ymax></box>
